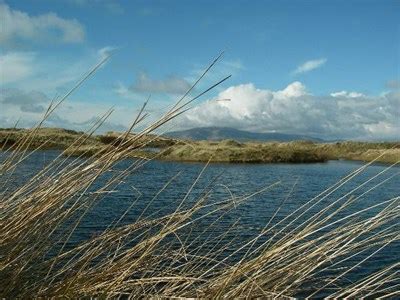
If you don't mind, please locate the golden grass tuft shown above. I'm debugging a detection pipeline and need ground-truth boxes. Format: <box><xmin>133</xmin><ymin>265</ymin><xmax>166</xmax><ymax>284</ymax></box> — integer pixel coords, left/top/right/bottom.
<box><xmin>1</xmin><ymin>55</ymin><xmax>399</xmax><ymax>298</ymax></box>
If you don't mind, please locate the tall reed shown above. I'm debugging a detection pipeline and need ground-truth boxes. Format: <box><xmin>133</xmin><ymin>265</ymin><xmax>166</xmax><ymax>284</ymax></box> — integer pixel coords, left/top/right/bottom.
<box><xmin>0</xmin><ymin>55</ymin><xmax>399</xmax><ymax>298</ymax></box>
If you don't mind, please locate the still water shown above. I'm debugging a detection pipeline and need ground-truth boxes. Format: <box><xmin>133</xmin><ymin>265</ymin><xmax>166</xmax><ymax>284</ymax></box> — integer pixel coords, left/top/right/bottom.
<box><xmin>2</xmin><ymin>150</ymin><xmax>399</xmax><ymax>295</ymax></box>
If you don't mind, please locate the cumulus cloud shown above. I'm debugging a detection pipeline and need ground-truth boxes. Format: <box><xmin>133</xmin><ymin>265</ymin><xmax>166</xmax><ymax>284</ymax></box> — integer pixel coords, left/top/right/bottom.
<box><xmin>0</xmin><ymin>2</ymin><xmax>85</xmax><ymax>45</ymax></box>
<box><xmin>292</xmin><ymin>58</ymin><xmax>327</xmax><ymax>75</ymax></box>
<box><xmin>0</xmin><ymin>52</ymin><xmax>35</xmax><ymax>84</ymax></box>
<box><xmin>175</xmin><ymin>82</ymin><xmax>400</xmax><ymax>140</ymax></box>
<box><xmin>131</xmin><ymin>72</ymin><xmax>192</xmax><ymax>94</ymax></box>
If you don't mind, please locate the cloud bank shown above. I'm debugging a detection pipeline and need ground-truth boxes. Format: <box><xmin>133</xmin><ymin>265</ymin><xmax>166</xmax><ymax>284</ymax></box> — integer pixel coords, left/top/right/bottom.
<box><xmin>0</xmin><ymin>3</ymin><xmax>85</xmax><ymax>45</ymax></box>
<box><xmin>2</xmin><ymin>81</ymin><xmax>399</xmax><ymax>140</ymax></box>
<box><xmin>175</xmin><ymin>82</ymin><xmax>400</xmax><ymax>140</ymax></box>
<box><xmin>1</xmin><ymin>88</ymin><xmax>48</xmax><ymax>113</ymax></box>
<box><xmin>0</xmin><ymin>87</ymin><xmax>127</xmax><ymax>133</ymax></box>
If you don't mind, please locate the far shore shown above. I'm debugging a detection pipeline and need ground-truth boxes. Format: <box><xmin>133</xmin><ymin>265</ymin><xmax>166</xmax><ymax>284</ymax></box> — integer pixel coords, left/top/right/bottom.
<box><xmin>1</xmin><ymin>128</ymin><xmax>399</xmax><ymax>164</ymax></box>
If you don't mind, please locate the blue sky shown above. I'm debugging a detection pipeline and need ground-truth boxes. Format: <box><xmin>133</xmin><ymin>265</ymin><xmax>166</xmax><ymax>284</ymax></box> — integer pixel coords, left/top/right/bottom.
<box><xmin>1</xmin><ymin>0</ymin><xmax>399</xmax><ymax>139</ymax></box>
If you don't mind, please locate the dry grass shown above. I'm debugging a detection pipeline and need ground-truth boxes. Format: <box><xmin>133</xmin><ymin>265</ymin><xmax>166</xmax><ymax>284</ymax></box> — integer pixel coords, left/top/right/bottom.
<box><xmin>58</xmin><ymin>139</ymin><xmax>400</xmax><ymax>164</ymax></box>
<box><xmin>0</xmin><ymin>127</ymin><xmax>101</xmax><ymax>150</ymax></box>
<box><xmin>2</xmin><ymin>129</ymin><xmax>398</xmax><ymax>164</ymax></box>
<box><xmin>159</xmin><ymin>140</ymin><xmax>399</xmax><ymax>164</ymax></box>
<box><xmin>0</xmin><ymin>55</ymin><xmax>399</xmax><ymax>298</ymax></box>
<box><xmin>160</xmin><ymin>140</ymin><xmax>329</xmax><ymax>163</ymax></box>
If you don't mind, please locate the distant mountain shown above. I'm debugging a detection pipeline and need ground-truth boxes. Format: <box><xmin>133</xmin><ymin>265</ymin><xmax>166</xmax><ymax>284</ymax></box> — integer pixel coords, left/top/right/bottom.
<box><xmin>164</xmin><ymin>127</ymin><xmax>324</xmax><ymax>142</ymax></box>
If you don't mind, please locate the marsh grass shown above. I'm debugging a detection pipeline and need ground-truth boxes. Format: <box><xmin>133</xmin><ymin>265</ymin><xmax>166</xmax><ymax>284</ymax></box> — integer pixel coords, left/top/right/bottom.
<box><xmin>0</xmin><ymin>55</ymin><xmax>399</xmax><ymax>298</ymax></box>
<box><xmin>154</xmin><ymin>139</ymin><xmax>400</xmax><ymax>164</ymax></box>
<box><xmin>3</xmin><ymin>129</ymin><xmax>399</xmax><ymax>164</ymax></box>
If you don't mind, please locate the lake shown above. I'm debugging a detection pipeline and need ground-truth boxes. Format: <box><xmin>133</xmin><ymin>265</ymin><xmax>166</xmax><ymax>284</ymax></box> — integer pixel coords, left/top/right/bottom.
<box><xmin>1</xmin><ymin>150</ymin><xmax>399</xmax><ymax>297</ymax></box>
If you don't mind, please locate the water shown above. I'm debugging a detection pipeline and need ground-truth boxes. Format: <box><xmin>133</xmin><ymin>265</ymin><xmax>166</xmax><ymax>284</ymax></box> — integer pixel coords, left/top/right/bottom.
<box><xmin>1</xmin><ymin>150</ymin><xmax>399</xmax><ymax>296</ymax></box>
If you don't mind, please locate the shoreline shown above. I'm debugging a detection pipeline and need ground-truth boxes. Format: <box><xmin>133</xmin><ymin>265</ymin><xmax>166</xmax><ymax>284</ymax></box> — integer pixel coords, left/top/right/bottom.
<box><xmin>1</xmin><ymin>128</ymin><xmax>399</xmax><ymax>164</ymax></box>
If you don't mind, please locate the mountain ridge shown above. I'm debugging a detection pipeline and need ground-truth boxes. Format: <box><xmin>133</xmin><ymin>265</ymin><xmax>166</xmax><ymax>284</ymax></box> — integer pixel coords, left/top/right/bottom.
<box><xmin>164</xmin><ymin>127</ymin><xmax>324</xmax><ymax>142</ymax></box>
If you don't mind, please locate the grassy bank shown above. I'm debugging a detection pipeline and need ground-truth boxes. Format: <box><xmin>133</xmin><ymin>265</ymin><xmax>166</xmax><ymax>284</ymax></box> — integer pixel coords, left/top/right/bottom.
<box><xmin>0</xmin><ymin>128</ymin><xmax>101</xmax><ymax>150</ymax></box>
<box><xmin>158</xmin><ymin>140</ymin><xmax>400</xmax><ymax>164</ymax></box>
<box><xmin>0</xmin><ymin>128</ymin><xmax>177</xmax><ymax>150</ymax></box>
<box><xmin>160</xmin><ymin>140</ymin><xmax>329</xmax><ymax>163</ymax></box>
<box><xmin>1</xmin><ymin>128</ymin><xmax>398</xmax><ymax>164</ymax></box>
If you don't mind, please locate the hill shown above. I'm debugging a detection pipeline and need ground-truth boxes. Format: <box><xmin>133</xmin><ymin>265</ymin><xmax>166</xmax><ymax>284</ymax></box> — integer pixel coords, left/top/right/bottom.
<box><xmin>164</xmin><ymin>127</ymin><xmax>324</xmax><ymax>142</ymax></box>
<box><xmin>0</xmin><ymin>127</ymin><xmax>100</xmax><ymax>150</ymax></box>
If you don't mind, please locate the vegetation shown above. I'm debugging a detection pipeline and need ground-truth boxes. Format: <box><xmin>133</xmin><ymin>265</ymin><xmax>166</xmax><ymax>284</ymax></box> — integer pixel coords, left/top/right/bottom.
<box><xmin>0</xmin><ymin>56</ymin><xmax>399</xmax><ymax>298</ymax></box>
<box><xmin>1</xmin><ymin>128</ymin><xmax>398</xmax><ymax>164</ymax></box>
<box><xmin>0</xmin><ymin>128</ymin><xmax>176</xmax><ymax>150</ymax></box>
<box><xmin>0</xmin><ymin>127</ymin><xmax>101</xmax><ymax>150</ymax></box>
<box><xmin>160</xmin><ymin>140</ymin><xmax>328</xmax><ymax>163</ymax></box>
<box><xmin>317</xmin><ymin>141</ymin><xmax>400</xmax><ymax>164</ymax></box>
<box><xmin>2</xmin><ymin>122</ymin><xmax>399</xmax><ymax>298</ymax></box>
<box><xmin>98</xmin><ymin>131</ymin><xmax>178</xmax><ymax>148</ymax></box>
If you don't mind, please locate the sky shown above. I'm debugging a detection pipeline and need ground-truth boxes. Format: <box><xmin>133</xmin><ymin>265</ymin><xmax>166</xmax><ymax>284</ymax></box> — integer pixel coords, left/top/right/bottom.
<box><xmin>0</xmin><ymin>0</ymin><xmax>399</xmax><ymax>140</ymax></box>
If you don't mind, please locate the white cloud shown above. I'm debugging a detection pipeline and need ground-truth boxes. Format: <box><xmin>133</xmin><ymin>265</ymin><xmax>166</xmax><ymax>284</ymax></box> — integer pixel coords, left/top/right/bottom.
<box><xmin>174</xmin><ymin>82</ymin><xmax>400</xmax><ymax>140</ymax></box>
<box><xmin>98</xmin><ymin>46</ymin><xmax>117</xmax><ymax>60</ymax></box>
<box><xmin>1</xmin><ymin>46</ymin><xmax>111</xmax><ymax>93</ymax></box>
<box><xmin>0</xmin><ymin>3</ymin><xmax>85</xmax><ymax>45</ymax></box>
<box><xmin>0</xmin><ymin>52</ymin><xmax>35</xmax><ymax>84</ymax></box>
<box><xmin>292</xmin><ymin>58</ymin><xmax>327</xmax><ymax>75</ymax></box>
<box><xmin>2</xmin><ymin>81</ymin><xmax>399</xmax><ymax>140</ymax></box>
<box><xmin>330</xmin><ymin>91</ymin><xmax>365</xmax><ymax>98</ymax></box>
<box><xmin>0</xmin><ymin>44</ymin><xmax>129</xmax><ymax>133</ymax></box>
<box><xmin>114</xmin><ymin>82</ymin><xmax>132</xmax><ymax>98</ymax></box>
<box><xmin>0</xmin><ymin>89</ymin><xmax>128</xmax><ymax>132</ymax></box>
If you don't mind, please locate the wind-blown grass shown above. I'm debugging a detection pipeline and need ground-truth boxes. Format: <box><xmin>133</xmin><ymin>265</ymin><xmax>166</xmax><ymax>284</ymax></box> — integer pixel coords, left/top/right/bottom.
<box><xmin>0</xmin><ymin>55</ymin><xmax>399</xmax><ymax>298</ymax></box>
